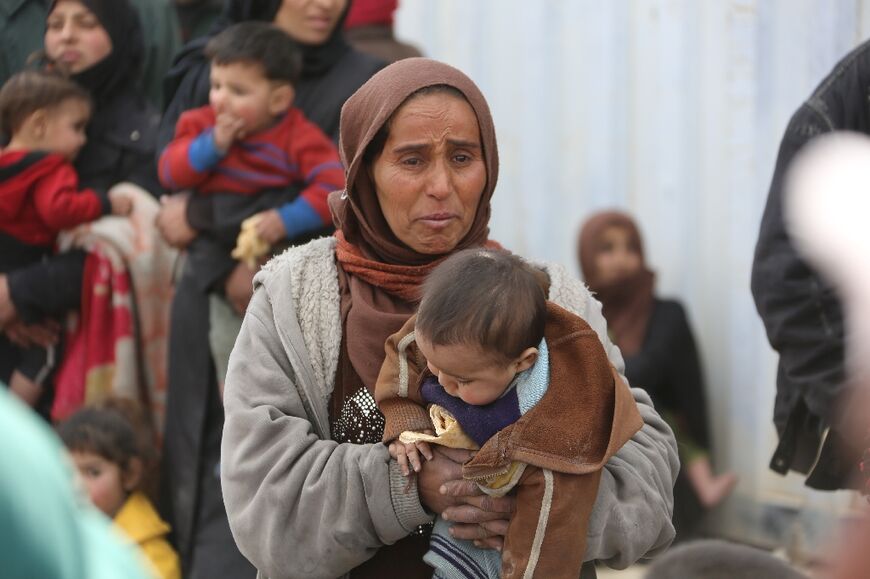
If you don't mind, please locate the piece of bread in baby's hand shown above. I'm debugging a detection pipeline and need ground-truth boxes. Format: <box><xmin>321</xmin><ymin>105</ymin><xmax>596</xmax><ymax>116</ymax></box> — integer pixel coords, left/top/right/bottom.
<box><xmin>231</xmin><ymin>215</ymin><xmax>270</xmax><ymax>269</ymax></box>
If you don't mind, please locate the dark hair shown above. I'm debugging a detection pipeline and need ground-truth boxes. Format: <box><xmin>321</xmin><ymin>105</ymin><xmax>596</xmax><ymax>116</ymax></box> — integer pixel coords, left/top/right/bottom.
<box><xmin>205</xmin><ymin>21</ymin><xmax>302</xmax><ymax>84</ymax></box>
<box><xmin>363</xmin><ymin>84</ymin><xmax>470</xmax><ymax>165</ymax></box>
<box><xmin>644</xmin><ymin>540</ymin><xmax>809</xmax><ymax>579</ymax></box>
<box><xmin>0</xmin><ymin>70</ymin><xmax>90</xmax><ymax>137</ymax></box>
<box><xmin>416</xmin><ymin>249</ymin><xmax>547</xmax><ymax>364</ymax></box>
<box><xmin>56</xmin><ymin>403</ymin><xmax>143</xmax><ymax>473</ymax></box>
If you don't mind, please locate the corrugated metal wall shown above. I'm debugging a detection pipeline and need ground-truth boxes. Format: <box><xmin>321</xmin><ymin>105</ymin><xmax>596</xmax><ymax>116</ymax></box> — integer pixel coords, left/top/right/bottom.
<box><xmin>396</xmin><ymin>0</ymin><xmax>868</xmax><ymax>541</ymax></box>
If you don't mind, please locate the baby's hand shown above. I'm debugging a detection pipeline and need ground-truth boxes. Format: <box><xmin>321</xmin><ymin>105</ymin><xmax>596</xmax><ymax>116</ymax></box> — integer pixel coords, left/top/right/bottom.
<box><xmin>213</xmin><ymin>112</ymin><xmax>246</xmax><ymax>153</ymax></box>
<box><xmin>389</xmin><ymin>435</ymin><xmax>434</xmax><ymax>476</ymax></box>
<box><xmin>109</xmin><ymin>192</ymin><xmax>133</xmax><ymax>216</ymax></box>
<box><xmin>253</xmin><ymin>209</ymin><xmax>287</xmax><ymax>245</ymax></box>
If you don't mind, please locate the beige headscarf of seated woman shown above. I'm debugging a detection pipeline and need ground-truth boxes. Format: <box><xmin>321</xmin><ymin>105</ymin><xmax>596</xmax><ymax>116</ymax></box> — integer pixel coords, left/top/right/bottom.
<box><xmin>326</xmin><ymin>58</ymin><xmax>502</xmax><ymax>401</ymax></box>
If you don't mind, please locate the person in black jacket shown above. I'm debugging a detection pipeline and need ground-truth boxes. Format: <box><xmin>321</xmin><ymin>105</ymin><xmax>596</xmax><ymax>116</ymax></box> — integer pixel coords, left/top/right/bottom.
<box><xmin>153</xmin><ymin>1</ymin><xmax>383</xmax><ymax>577</ymax></box>
<box><xmin>0</xmin><ymin>0</ymin><xmax>160</xmax><ymax>414</ymax></box>
<box><xmin>750</xmin><ymin>39</ymin><xmax>870</xmax><ymax>491</ymax></box>
<box><xmin>580</xmin><ymin>210</ymin><xmax>737</xmax><ymax>539</ymax></box>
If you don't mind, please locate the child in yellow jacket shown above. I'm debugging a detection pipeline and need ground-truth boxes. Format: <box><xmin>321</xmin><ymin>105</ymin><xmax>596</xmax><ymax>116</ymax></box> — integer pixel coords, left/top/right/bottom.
<box><xmin>58</xmin><ymin>404</ymin><xmax>180</xmax><ymax>579</ymax></box>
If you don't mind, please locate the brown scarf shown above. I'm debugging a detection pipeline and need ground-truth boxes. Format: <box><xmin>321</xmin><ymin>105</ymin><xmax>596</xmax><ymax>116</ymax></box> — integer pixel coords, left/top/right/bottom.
<box><xmin>578</xmin><ymin>211</ymin><xmax>655</xmax><ymax>357</ymax></box>
<box><xmin>329</xmin><ymin>58</ymin><xmax>500</xmax><ymax>392</ymax></box>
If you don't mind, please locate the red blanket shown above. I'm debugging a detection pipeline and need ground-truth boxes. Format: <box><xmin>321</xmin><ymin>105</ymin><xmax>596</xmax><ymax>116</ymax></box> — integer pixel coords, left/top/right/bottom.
<box><xmin>51</xmin><ymin>184</ymin><xmax>177</xmax><ymax>433</ymax></box>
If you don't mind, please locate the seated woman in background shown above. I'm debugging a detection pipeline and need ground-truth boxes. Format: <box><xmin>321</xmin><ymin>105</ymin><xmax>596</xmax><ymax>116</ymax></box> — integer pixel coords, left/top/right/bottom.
<box><xmin>579</xmin><ymin>210</ymin><xmax>737</xmax><ymax>539</ymax></box>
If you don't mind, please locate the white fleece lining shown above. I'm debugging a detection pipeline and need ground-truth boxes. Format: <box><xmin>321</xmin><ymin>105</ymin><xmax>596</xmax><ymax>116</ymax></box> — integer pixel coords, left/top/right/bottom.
<box><xmin>396</xmin><ymin>330</ymin><xmax>416</xmax><ymax>398</ymax></box>
<box><xmin>523</xmin><ymin>469</ymin><xmax>554</xmax><ymax>579</ymax></box>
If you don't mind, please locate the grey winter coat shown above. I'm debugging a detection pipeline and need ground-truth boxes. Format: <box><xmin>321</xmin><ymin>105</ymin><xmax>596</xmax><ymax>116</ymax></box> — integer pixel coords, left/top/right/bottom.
<box><xmin>221</xmin><ymin>237</ymin><xmax>679</xmax><ymax>579</ymax></box>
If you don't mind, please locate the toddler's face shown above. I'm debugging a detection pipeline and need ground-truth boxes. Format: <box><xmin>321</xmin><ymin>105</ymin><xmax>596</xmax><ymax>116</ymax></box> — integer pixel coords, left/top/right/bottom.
<box><xmin>40</xmin><ymin>98</ymin><xmax>90</xmax><ymax>161</ymax></box>
<box><xmin>416</xmin><ymin>335</ymin><xmax>519</xmax><ymax>406</ymax></box>
<box><xmin>209</xmin><ymin>62</ymin><xmax>292</xmax><ymax>136</ymax></box>
<box><xmin>70</xmin><ymin>450</ymin><xmax>129</xmax><ymax>518</ymax></box>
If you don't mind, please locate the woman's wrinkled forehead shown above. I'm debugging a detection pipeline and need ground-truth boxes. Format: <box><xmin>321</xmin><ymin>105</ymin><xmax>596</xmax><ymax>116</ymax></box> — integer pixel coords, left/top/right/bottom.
<box><xmin>340</xmin><ymin>58</ymin><xmax>498</xmax><ymax>186</ymax></box>
<box><xmin>364</xmin><ymin>85</ymin><xmax>477</xmax><ymax>158</ymax></box>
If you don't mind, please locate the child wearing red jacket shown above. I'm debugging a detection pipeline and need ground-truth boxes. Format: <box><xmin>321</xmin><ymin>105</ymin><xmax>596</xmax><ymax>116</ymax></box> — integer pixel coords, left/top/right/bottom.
<box><xmin>158</xmin><ymin>22</ymin><xmax>345</xmax><ymax>386</ymax></box>
<box><xmin>0</xmin><ymin>71</ymin><xmax>131</xmax><ymax>409</ymax></box>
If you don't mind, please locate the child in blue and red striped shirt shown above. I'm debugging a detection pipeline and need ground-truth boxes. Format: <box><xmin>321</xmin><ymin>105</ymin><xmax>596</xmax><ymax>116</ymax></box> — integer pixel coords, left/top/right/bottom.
<box><xmin>159</xmin><ymin>22</ymin><xmax>345</xmax><ymax>387</ymax></box>
<box><xmin>159</xmin><ymin>21</ymin><xmax>344</xmax><ymax>250</ymax></box>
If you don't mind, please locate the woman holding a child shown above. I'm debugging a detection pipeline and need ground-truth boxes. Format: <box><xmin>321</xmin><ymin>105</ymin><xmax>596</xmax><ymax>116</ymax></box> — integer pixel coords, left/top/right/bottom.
<box><xmin>220</xmin><ymin>58</ymin><xmax>679</xmax><ymax>578</ymax></box>
<box><xmin>0</xmin><ymin>0</ymin><xmax>160</xmax><ymax>412</ymax></box>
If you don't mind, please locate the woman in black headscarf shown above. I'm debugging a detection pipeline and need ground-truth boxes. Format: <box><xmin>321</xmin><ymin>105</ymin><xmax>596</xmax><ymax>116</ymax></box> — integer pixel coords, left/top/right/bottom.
<box><xmin>0</xmin><ymin>0</ymin><xmax>160</xmax><ymax>408</ymax></box>
<box><xmin>47</xmin><ymin>0</ymin><xmax>160</xmax><ymax>193</ymax></box>
<box><xmin>153</xmin><ymin>2</ymin><xmax>383</xmax><ymax>577</ymax></box>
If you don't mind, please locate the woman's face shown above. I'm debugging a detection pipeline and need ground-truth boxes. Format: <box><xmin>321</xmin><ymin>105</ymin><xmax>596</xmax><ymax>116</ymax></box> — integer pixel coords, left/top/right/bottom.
<box><xmin>593</xmin><ymin>225</ymin><xmax>643</xmax><ymax>285</ymax></box>
<box><xmin>45</xmin><ymin>0</ymin><xmax>112</xmax><ymax>74</ymax></box>
<box><xmin>371</xmin><ymin>92</ymin><xmax>487</xmax><ymax>255</ymax></box>
<box><xmin>273</xmin><ymin>0</ymin><xmax>347</xmax><ymax>45</ymax></box>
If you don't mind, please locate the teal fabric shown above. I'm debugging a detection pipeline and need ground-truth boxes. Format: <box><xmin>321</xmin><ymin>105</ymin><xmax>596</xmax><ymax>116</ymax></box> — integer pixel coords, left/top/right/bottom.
<box><xmin>128</xmin><ymin>0</ymin><xmax>181</xmax><ymax>109</ymax></box>
<box><xmin>0</xmin><ymin>0</ymin><xmax>48</xmax><ymax>88</ymax></box>
<box><xmin>0</xmin><ymin>389</ymin><xmax>151</xmax><ymax>579</ymax></box>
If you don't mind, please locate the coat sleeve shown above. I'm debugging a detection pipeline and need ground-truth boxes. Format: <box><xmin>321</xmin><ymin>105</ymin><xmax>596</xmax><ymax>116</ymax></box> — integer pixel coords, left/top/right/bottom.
<box><xmin>220</xmin><ymin>286</ymin><xmax>433</xmax><ymax>579</ymax></box>
<box><xmin>750</xmin><ymin>104</ymin><xmax>846</xmax><ymax>427</ymax></box>
<box><xmin>157</xmin><ymin>109</ymin><xmax>217</xmax><ymax>191</ymax></box>
<box><xmin>570</xmin><ymin>291</ymin><xmax>679</xmax><ymax>568</ymax></box>
<box><xmin>374</xmin><ymin>315</ymin><xmax>432</xmax><ymax>442</ymax></box>
<box><xmin>282</xmin><ymin>121</ymin><xmax>345</xmax><ymax>229</ymax></box>
<box><xmin>33</xmin><ymin>164</ymin><xmax>106</xmax><ymax>231</ymax></box>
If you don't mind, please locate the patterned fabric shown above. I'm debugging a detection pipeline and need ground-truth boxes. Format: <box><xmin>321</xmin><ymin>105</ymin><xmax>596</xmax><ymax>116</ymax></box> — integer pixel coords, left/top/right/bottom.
<box><xmin>331</xmin><ymin>387</ymin><xmax>385</xmax><ymax>445</ymax></box>
<box><xmin>51</xmin><ymin>184</ymin><xmax>177</xmax><ymax>433</ymax></box>
<box><xmin>159</xmin><ymin>105</ymin><xmax>343</xmax><ymax>225</ymax></box>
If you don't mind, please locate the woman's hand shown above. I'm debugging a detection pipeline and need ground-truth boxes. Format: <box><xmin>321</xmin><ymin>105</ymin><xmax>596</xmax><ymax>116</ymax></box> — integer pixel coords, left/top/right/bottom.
<box><xmin>418</xmin><ymin>447</ymin><xmax>515</xmax><ymax>550</ymax></box>
<box><xmin>156</xmin><ymin>194</ymin><xmax>197</xmax><ymax>249</ymax></box>
<box><xmin>225</xmin><ymin>261</ymin><xmax>257</xmax><ymax>315</ymax></box>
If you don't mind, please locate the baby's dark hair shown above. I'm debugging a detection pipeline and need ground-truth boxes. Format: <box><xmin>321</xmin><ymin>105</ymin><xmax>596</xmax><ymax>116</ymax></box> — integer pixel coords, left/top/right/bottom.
<box><xmin>0</xmin><ymin>70</ymin><xmax>90</xmax><ymax>137</ymax></box>
<box><xmin>644</xmin><ymin>539</ymin><xmax>808</xmax><ymax>579</ymax></box>
<box><xmin>205</xmin><ymin>21</ymin><xmax>302</xmax><ymax>84</ymax></box>
<box><xmin>416</xmin><ymin>249</ymin><xmax>547</xmax><ymax>364</ymax></box>
<box><xmin>57</xmin><ymin>402</ymin><xmax>143</xmax><ymax>472</ymax></box>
